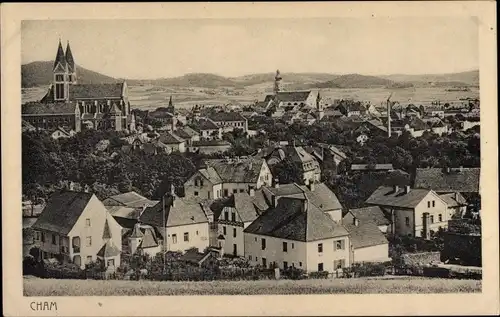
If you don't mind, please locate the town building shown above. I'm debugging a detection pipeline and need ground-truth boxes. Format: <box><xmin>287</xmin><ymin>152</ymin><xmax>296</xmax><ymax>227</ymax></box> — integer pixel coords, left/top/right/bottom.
<box><xmin>365</xmin><ymin>185</ymin><xmax>449</xmax><ymax>239</ymax></box>
<box><xmin>175</xmin><ymin>126</ymin><xmax>200</xmax><ymax>146</ymax></box>
<box><xmin>22</xmin><ymin>41</ymin><xmax>135</xmax><ymax>132</ymax></box>
<box><xmin>208</xmin><ymin>112</ymin><xmax>248</xmax><ymax>133</ymax></box>
<box><xmin>158</xmin><ymin>131</ymin><xmax>186</xmax><ymax>153</ymax></box>
<box><xmin>30</xmin><ymin>191</ymin><xmax>123</xmax><ymax>269</ymax></box>
<box><xmin>146</xmin><ymin>109</ymin><xmax>177</xmax><ymax>132</ymax></box>
<box><xmin>51</xmin><ymin>126</ymin><xmax>76</xmax><ymax>139</ymax></box>
<box><xmin>183</xmin><ymin>157</ymin><xmax>273</xmax><ymax>200</ymax></box>
<box><xmin>259</xmin><ymin>145</ymin><xmax>321</xmax><ymax>185</ymax></box>
<box><xmin>196</xmin><ymin>118</ymin><xmax>223</xmax><ymax>140</ymax></box>
<box><xmin>139</xmin><ymin>191</ymin><xmax>212</xmax><ymax>254</ymax></box>
<box><xmin>187</xmin><ymin>139</ymin><xmax>232</xmax><ymax>155</ymax></box>
<box><xmin>243</xmin><ymin>195</ymin><xmax>351</xmax><ymax>273</ymax></box>
<box><xmin>342</xmin><ymin>211</ymin><xmax>390</xmax><ymax>263</ymax></box>
<box><xmin>343</xmin><ymin>206</ymin><xmax>391</xmax><ymax>233</ymax></box>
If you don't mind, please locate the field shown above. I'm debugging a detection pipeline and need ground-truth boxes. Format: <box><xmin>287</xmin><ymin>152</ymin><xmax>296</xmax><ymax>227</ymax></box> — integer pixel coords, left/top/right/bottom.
<box><xmin>23</xmin><ymin>276</ymin><xmax>481</xmax><ymax>296</ymax></box>
<box><xmin>22</xmin><ymin>85</ymin><xmax>479</xmax><ymax>111</ymax></box>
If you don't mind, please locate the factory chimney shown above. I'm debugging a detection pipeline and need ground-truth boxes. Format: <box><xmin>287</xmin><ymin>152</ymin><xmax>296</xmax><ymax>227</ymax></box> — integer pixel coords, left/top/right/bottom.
<box><xmin>387</xmin><ymin>93</ymin><xmax>393</xmax><ymax>138</ymax></box>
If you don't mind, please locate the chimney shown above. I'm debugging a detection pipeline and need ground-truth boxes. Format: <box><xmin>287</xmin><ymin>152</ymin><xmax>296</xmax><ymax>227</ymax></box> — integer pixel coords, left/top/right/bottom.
<box><xmin>393</xmin><ymin>185</ymin><xmax>399</xmax><ymax>193</ymax></box>
<box><xmin>308</xmin><ymin>181</ymin><xmax>315</xmax><ymax>192</ymax></box>
<box><xmin>249</xmin><ymin>188</ymin><xmax>255</xmax><ymax>197</ymax></box>
<box><xmin>107</xmin><ymin>100</ymin><xmax>111</xmax><ymax>107</ymax></box>
<box><xmin>404</xmin><ymin>185</ymin><xmax>411</xmax><ymax>194</ymax></box>
<box><xmin>353</xmin><ymin>217</ymin><xmax>359</xmax><ymax>227</ymax></box>
<box><xmin>274</xmin><ymin>178</ymin><xmax>279</xmax><ymax>188</ymax></box>
<box><xmin>387</xmin><ymin>100</ymin><xmax>392</xmax><ymax>138</ymax></box>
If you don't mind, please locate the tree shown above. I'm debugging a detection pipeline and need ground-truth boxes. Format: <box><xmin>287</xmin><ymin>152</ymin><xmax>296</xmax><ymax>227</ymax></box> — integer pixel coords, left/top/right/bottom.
<box><xmin>271</xmin><ymin>160</ymin><xmax>303</xmax><ymax>185</ymax></box>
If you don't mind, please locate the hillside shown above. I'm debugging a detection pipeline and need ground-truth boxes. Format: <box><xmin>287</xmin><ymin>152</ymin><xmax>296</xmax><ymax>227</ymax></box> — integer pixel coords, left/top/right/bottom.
<box><xmin>380</xmin><ymin>70</ymin><xmax>479</xmax><ymax>87</ymax></box>
<box><xmin>22</xmin><ymin>61</ymin><xmax>118</xmax><ymax>88</ymax></box>
<box><xmin>304</xmin><ymin>74</ymin><xmax>397</xmax><ymax>89</ymax></box>
<box><xmin>127</xmin><ymin>73</ymin><xmax>242</xmax><ymax>89</ymax></box>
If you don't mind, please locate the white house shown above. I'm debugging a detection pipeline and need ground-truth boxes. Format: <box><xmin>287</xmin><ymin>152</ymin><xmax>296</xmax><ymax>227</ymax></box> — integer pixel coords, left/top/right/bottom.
<box><xmin>51</xmin><ymin>126</ymin><xmax>76</xmax><ymax>140</ymax></box>
<box><xmin>31</xmin><ymin>191</ymin><xmax>123</xmax><ymax>270</ymax></box>
<box><xmin>183</xmin><ymin>157</ymin><xmax>273</xmax><ymax>199</ymax></box>
<box><xmin>342</xmin><ymin>211</ymin><xmax>390</xmax><ymax>263</ymax></box>
<box><xmin>208</xmin><ymin>112</ymin><xmax>248</xmax><ymax>134</ymax></box>
<box><xmin>365</xmin><ymin>185</ymin><xmax>449</xmax><ymax>239</ymax></box>
<box><xmin>158</xmin><ymin>131</ymin><xmax>186</xmax><ymax>153</ymax></box>
<box><xmin>244</xmin><ymin>195</ymin><xmax>351</xmax><ymax>273</ymax></box>
<box><xmin>139</xmin><ymin>192</ymin><xmax>211</xmax><ymax>254</ymax></box>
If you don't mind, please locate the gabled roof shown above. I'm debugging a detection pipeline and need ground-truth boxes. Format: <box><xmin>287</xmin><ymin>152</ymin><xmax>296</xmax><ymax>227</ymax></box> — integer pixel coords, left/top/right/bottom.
<box><xmin>158</xmin><ymin>132</ymin><xmax>185</xmax><ymax>144</ymax></box>
<box><xmin>275</xmin><ymin>91</ymin><xmax>312</xmax><ymax>102</ymax></box>
<box><xmin>204</xmin><ymin>158</ymin><xmax>265</xmax><ymax>183</ymax></box>
<box><xmin>176</xmin><ymin>126</ymin><xmax>200</xmax><ymax>139</ymax></box>
<box><xmin>69</xmin><ymin>83</ymin><xmax>124</xmax><ymax>100</ymax></box>
<box><xmin>103</xmin><ymin>192</ymin><xmax>157</xmax><ymax>209</ymax></box>
<box><xmin>179</xmin><ymin>248</ymin><xmax>212</xmax><ymax>265</ymax></box>
<box><xmin>244</xmin><ymin>196</ymin><xmax>349</xmax><ymax>242</ymax></box>
<box><xmin>224</xmin><ymin>193</ymin><xmax>261</xmax><ymax>223</ymax></box>
<box><xmin>198</xmin><ymin>118</ymin><xmax>219</xmax><ymax>130</ymax></box>
<box><xmin>344</xmin><ymin>206</ymin><xmax>390</xmax><ymax>226</ymax></box>
<box><xmin>97</xmin><ymin>240</ymin><xmax>121</xmax><ymax>258</ymax></box>
<box><xmin>439</xmin><ymin>192</ymin><xmax>468</xmax><ymax>208</ymax></box>
<box><xmin>22</xmin><ymin>102</ymin><xmax>77</xmax><ymax>115</ymax></box>
<box><xmin>413</xmin><ymin>168</ymin><xmax>480</xmax><ymax>193</ymax></box>
<box><xmin>32</xmin><ymin>191</ymin><xmax>94</xmax><ymax>235</ymax></box>
<box><xmin>197</xmin><ymin>167</ymin><xmax>223</xmax><ymax>185</ymax></box>
<box><xmin>139</xmin><ymin>227</ymin><xmax>159</xmax><ymax>248</ymax></box>
<box><xmin>343</xmin><ymin>217</ymin><xmax>389</xmax><ymax>249</ymax></box>
<box><xmin>209</xmin><ymin>112</ymin><xmax>246</xmax><ymax>122</ymax></box>
<box><xmin>140</xmin><ymin>196</ymin><xmax>208</xmax><ymax>228</ymax></box>
<box><xmin>365</xmin><ymin>186</ymin><xmax>433</xmax><ymax>209</ymax></box>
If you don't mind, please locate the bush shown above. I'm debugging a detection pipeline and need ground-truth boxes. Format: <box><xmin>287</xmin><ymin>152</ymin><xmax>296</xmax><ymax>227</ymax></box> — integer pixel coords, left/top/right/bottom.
<box><xmin>281</xmin><ymin>267</ymin><xmax>307</xmax><ymax>280</ymax></box>
<box><xmin>309</xmin><ymin>271</ymin><xmax>329</xmax><ymax>279</ymax></box>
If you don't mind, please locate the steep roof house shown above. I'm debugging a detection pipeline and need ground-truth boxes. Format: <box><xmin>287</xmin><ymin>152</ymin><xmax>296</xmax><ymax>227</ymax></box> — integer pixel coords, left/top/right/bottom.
<box><xmin>343</xmin><ymin>206</ymin><xmax>391</xmax><ymax>233</ymax></box>
<box><xmin>31</xmin><ymin>191</ymin><xmax>123</xmax><ymax>269</ymax></box>
<box><xmin>208</xmin><ymin>111</ymin><xmax>248</xmax><ymax>133</ymax></box>
<box><xmin>365</xmin><ymin>185</ymin><xmax>449</xmax><ymax>239</ymax></box>
<box><xmin>342</xmin><ymin>210</ymin><xmax>390</xmax><ymax>263</ymax></box>
<box><xmin>243</xmin><ymin>195</ymin><xmax>351</xmax><ymax>273</ymax></box>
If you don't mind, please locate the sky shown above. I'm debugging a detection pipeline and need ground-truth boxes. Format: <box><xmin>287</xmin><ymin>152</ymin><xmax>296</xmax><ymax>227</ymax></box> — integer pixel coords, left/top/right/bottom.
<box><xmin>21</xmin><ymin>18</ymin><xmax>479</xmax><ymax>79</ymax></box>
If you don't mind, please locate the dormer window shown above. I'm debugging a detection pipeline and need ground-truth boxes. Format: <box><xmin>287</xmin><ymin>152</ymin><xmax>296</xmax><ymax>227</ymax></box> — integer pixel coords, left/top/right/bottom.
<box><xmin>55</xmin><ymin>74</ymin><xmax>64</xmax><ymax>81</ymax></box>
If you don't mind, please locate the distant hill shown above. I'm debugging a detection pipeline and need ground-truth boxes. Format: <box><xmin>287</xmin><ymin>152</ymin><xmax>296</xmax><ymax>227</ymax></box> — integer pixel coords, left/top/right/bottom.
<box><xmin>380</xmin><ymin>70</ymin><xmax>479</xmax><ymax>87</ymax></box>
<box><xmin>22</xmin><ymin>61</ymin><xmax>118</xmax><ymax>88</ymax></box>
<box><xmin>304</xmin><ymin>74</ymin><xmax>398</xmax><ymax>89</ymax></box>
<box><xmin>21</xmin><ymin>61</ymin><xmax>479</xmax><ymax>89</ymax></box>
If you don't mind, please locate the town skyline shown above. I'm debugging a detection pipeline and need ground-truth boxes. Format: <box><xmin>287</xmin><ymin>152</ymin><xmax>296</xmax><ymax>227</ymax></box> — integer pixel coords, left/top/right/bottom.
<box><xmin>22</xmin><ymin>18</ymin><xmax>479</xmax><ymax>79</ymax></box>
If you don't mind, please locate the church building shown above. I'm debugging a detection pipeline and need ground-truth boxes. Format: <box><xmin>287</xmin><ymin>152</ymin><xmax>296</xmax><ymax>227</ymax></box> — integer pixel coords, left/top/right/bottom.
<box><xmin>22</xmin><ymin>40</ymin><xmax>135</xmax><ymax>133</ymax></box>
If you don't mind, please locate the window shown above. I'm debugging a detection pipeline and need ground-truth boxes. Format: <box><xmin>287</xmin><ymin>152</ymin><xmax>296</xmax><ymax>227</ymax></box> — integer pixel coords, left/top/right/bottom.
<box><xmin>68</xmin><ymin>75</ymin><xmax>73</xmax><ymax>82</ymax></box>
<box><xmin>85</xmin><ymin>219</ymin><xmax>91</xmax><ymax>227</ymax></box>
<box><xmin>334</xmin><ymin>240</ymin><xmax>345</xmax><ymax>251</ymax></box>
<box><xmin>239</xmin><ymin>189</ymin><xmax>245</xmax><ymax>193</ymax></box>
<box><xmin>261</xmin><ymin>238</ymin><xmax>266</xmax><ymax>250</ymax></box>
<box><xmin>248</xmin><ymin>255</ymin><xmax>252</xmax><ymax>261</ymax></box>
<box><xmin>86</xmin><ymin>236</ymin><xmax>92</xmax><ymax>247</ymax></box>
<box><xmin>405</xmin><ymin>217</ymin><xmax>410</xmax><ymax>226</ymax></box>
<box><xmin>107</xmin><ymin>259</ymin><xmax>115</xmax><ymax>267</ymax></box>
<box><xmin>34</xmin><ymin>231</ymin><xmax>41</xmax><ymax>241</ymax></box>
<box><xmin>262</xmin><ymin>258</ymin><xmax>267</xmax><ymax>267</ymax></box>
<box><xmin>224</xmin><ymin>189</ymin><xmax>229</xmax><ymax>196</ymax></box>
<box><xmin>334</xmin><ymin>259</ymin><xmax>345</xmax><ymax>270</ymax></box>
<box><xmin>231</xmin><ymin>212</ymin><xmax>236</xmax><ymax>222</ymax></box>
<box><xmin>184</xmin><ymin>232</ymin><xmax>189</xmax><ymax>242</ymax></box>
<box><xmin>233</xmin><ymin>189</ymin><xmax>238</xmax><ymax>194</ymax></box>
<box><xmin>318</xmin><ymin>243</ymin><xmax>323</xmax><ymax>253</ymax></box>
<box><xmin>86</xmin><ymin>256</ymin><xmax>93</xmax><ymax>264</ymax></box>
<box><xmin>283</xmin><ymin>242</ymin><xmax>288</xmax><ymax>252</ymax></box>
<box><xmin>233</xmin><ymin>228</ymin><xmax>237</xmax><ymax>238</ymax></box>
<box><xmin>299</xmin><ymin>262</ymin><xmax>302</xmax><ymax>267</ymax></box>
<box><xmin>55</xmin><ymin>83</ymin><xmax>65</xmax><ymax>100</ymax></box>
<box><xmin>196</xmin><ymin>230</ymin><xmax>199</xmax><ymax>235</ymax></box>
<box><xmin>194</xmin><ymin>191</ymin><xmax>199</xmax><ymax>196</ymax></box>
<box><xmin>318</xmin><ymin>263</ymin><xmax>324</xmax><ymax>271</ymax></box>
<box><xmin>432</xmin><ymin>201</ymin><xmax>435</xmax><ymax>207</ymax></box>
<box><xmin>292</xmin><ymin>243</ymin><xmax>294</xmax><ymax>249</ymax></box>
<box><xmin>284</xmin><ymin>261</ymin><xmax>288</xmax><ymax>269</ymax></box>
<box><xmin>51</xmin><ymin>234</ymin><xmax>57</xmax><ymax>245</ymax></box>
<box><xmin>172</xmin><ymin>234</ymin><xmax>177</xmax><ymax>244</ymax></box>
<box><xmin>223</xmin><ymin>227</ymin><xmax>226</xmax><ymax>235</ymax></box>
<box><xmin>55</xmin><ymin>74</ymin><xmax>64</xmax><ymax>81</ymax></box>
<box><xmin>224</xmin><ymin>211</ymin><xmax>229</xmax><ymax>220</ymax></box>
<box><xmin>438</xmin><ymin>214</ymin><xmax>443</xmax><ymax>222</ymax></box>
<box><xmin>427</xmin><ymin>201</ymin><xmax>431</xmax><ymax>208</ymax></box>
<box><xmin>430</xmin><ymin>215</ymin><xmax>434</xmax><ymax>223</ymax></box>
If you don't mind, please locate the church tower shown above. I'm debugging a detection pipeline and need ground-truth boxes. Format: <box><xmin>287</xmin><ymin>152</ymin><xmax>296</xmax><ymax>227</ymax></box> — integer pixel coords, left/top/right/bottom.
<box><xmin>53</xmin><ymin>39</ymin><xmax>69</xmax><ymax>101</ymax></box>
<box><xmin>65</xmin><ymin>41</ymin><xmax>77</xmax><ymax>84</ymax></box>
<box><xmin>316</xmin><ymin>90</ymin><xmax>324</xmax><ymax>120</ymax></box>
<box><xmin>273</xmin><ymin>69</ymin><xmax>282</xmax><ymax>95</ymax></box>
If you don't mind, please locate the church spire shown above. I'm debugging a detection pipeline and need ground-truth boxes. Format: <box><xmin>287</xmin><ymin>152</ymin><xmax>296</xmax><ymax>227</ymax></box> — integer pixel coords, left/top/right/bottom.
<box><xmin>65</xmin><ymin>41</ymin><xmax>75</xmax><ymax>72</ymax></box>
<box><xmin>274</xmin><ymin>69</ymin><xmax>282</xmax><ymax>94</ymax></box>
<box><xmin>53</xmin><ymin>39</ymin><xmax>67</xmax><ymax>70</ymax></box>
